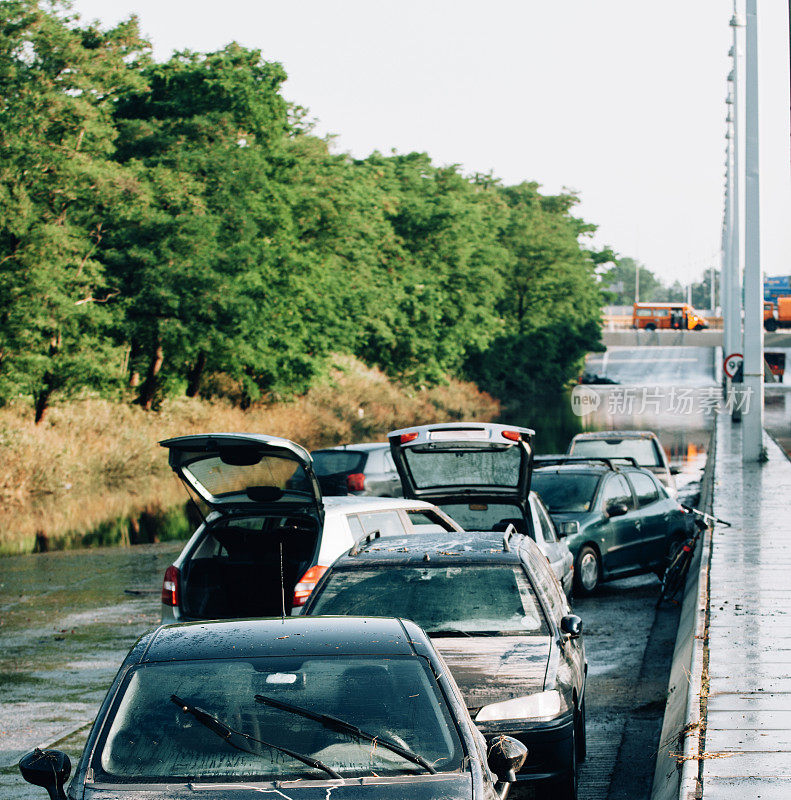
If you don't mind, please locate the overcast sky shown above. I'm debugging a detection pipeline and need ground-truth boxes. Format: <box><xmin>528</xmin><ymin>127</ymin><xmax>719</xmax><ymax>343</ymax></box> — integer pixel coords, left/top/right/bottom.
<box><xmin>70</xmin><ymin>0</ymin><xmax>791</xmax><ymax>286</ymax></box>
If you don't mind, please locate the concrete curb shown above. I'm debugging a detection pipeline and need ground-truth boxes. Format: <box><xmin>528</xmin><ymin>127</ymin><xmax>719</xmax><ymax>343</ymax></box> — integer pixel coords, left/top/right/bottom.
<box><xmin>651</xmin><ymin>423</ymin><xmax>716</xmax><ymax>800</ymax></box>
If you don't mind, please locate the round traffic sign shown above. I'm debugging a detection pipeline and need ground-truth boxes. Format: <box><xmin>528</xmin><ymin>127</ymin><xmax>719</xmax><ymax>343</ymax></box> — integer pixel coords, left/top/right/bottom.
<box><xmin>723</xmin><ymin>352</ymin><xmax>743</xmax><ymax>379</ymax></box>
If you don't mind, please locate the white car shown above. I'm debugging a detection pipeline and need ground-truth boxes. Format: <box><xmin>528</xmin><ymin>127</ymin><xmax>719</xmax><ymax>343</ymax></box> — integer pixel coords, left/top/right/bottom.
<box><xmin>157</xmin><ymin>433</ymin><xmax>462</xmax><ymax>622</ymax></box>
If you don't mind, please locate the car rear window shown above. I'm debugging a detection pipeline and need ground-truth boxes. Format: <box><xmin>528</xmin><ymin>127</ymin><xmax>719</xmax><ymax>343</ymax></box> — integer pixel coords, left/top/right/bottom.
<box><xmin>569</xmin><ymin>438</ymin><xmax>662</xmax><ymax>467</ymax></box>
<box><xmin>531</xmin><ymin>472</ymin><xmax>600</xmax><ymax>513</ymax></box>
<box><xmin>437</xmin><ymin>501</ymin><xmax>527</xmax><ymax>533</ymax></box>
<box><xmin>402</xmin><ymin>444</ymin><xmax>521</xmax><ymax>489</ymax></box>
<box><xmin>311</xmin><ymin>450</ymin><xmax>367</xmax><ymax>475</ymax></box>
<box><xmin>308</xmin><ymin>565</ymin><xmax>549</xmax><ymax>636</ymax></box>
<box><xmin>98</xmin><ymin>655</ymin><xmax>464</xmax><ymax>782</ymax></box>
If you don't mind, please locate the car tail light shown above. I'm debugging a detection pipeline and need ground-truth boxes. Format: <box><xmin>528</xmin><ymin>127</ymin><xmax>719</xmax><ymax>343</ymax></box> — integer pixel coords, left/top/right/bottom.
<box><xmin>161</xmin><ymin>565</ymin><xmax>180</xmax><ymax>606</ymax></box>
<box><xmin>501</xmin><ymin>430</ymin><xmax>521</xmax><ymax>441</ymax></box>
<box><xmin>292</xmin><ymin>565</ymin><xmax>328</xmax><ymax>607</ymax></box>
<box><xmin>399</xmin><ymin>432</ymin><xmax>418</xmax><ymax>444</ymax></box>
<box><xmin>346</xmin><ymin>472</ymin><xmax>365</xmax><ymax>491</ymax></box>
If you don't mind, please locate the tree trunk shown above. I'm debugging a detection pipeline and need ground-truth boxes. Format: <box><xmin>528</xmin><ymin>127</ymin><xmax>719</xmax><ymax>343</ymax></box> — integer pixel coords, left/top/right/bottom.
<box><xmin>34</xmin><ymin>383</ymin><xmax>52</xmax><ymax>424</ymax></box>
<box><xmin>185</xmin><ymin>351</ymin><xmax>207</xmax><ymax>398</ymax></box>
<box><xmin>137</xmin><ymin>341</ymin><xmax>163</xmax><ymax>410</ymax></box>
<box><xmin>128</xmin><ymin>338</ymin><xmax>142</xmax><ymax>388</ymax></box>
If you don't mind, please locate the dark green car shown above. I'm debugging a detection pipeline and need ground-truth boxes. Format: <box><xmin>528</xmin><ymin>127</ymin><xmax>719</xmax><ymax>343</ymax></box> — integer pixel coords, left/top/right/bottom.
<box><xmin>531</xmin><ymin>461</ymin><xmax>693</xmax><ymax>595</ymax></box>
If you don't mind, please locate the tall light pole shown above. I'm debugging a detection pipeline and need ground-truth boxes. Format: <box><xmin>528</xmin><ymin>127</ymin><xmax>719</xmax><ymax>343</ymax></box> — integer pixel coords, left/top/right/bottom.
<box><xmin>742</xmin><ymin>0</ymin><xmax>764</xmax><ymax>460</ymax></box>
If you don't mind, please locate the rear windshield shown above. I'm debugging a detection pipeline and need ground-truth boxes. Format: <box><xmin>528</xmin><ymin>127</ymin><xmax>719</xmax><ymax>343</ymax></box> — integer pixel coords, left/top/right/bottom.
<box><xmin>437</xmin><ymin>501</ymin><xmax>527</xmax><ymax>533</ymax></box>
<box><xmin>531</xmin><ymin>472</ymin><xmax>601</xmax><ymax>513</ymax></box>
<box><xmin>98</xmin><ymin>655</ymin><xmax>464</xmax><ymax>782</ymax></box>
<box><xmin>569</xmin><ymin>438</ymin><xmax>661</xmax><ymax>467</ymax></box>
<box><xmin>311</xmin><ymin>450</ymin><xmax>367</xmax><ymax>476</ymax></box>
<box><xmin>402</xmin><ymin>444</ymin><xmax>521</xmax><ymax>489</ymax></box>
<box><xmin>309</xmin><ymin>565</ymin><xmax>549</xmax><ymax>636</ymax></box>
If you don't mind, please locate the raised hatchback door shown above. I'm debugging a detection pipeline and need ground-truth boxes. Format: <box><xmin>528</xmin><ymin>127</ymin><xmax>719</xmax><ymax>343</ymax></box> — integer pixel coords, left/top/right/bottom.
<box><xmin>388</xmin><ymin>422</ymin><xmax>535</xmax><ymax>502</ymax></box>
<box><xmin>160</xmin><ymin>433</ymin><xmax>323</xmax><ymax>519</ymax></box>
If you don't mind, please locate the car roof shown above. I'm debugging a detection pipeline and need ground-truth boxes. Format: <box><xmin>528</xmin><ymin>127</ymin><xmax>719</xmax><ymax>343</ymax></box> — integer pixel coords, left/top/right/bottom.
<box><xmin>333</xmin><ymin>531</ymin><xmax>529</xmax><ymax>567</ymax></box>
<box><xmin>571</xmin><ymin>430</ymin><xmax>659</xmax><ymax>441</ymax></box>
<box><xmin>534</xmin><ymin>463</ymin><xmax>610</xmax><ymax>476</ymax></box>
<box><xmin>313</xmin><ymin>443</ymin><xmax>388</xmax><ymax>453</ymax></box>
<box><xmin>321</xmin><ymin>496</ymin><xmax>438</xmax><ymax>513</ymax></box>
<box><xmin>135</xmin><ymin>616</ymin><xmax>421</xmax><ymax>664</ymax></box>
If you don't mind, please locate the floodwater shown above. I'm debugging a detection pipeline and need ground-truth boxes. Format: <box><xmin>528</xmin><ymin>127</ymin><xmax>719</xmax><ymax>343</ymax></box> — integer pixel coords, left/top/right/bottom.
<box><xmin>1</xmin><ymin>345</ymin><xmax>719</xmax><ymax>799</ymax></box>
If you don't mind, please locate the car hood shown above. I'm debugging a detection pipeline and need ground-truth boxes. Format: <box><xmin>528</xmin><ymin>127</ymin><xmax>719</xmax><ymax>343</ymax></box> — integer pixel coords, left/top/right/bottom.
<box><xmin>433</xmin><ymin>635</ymin><xmax>551</xmax><ymax>710</ymax></box>
<box><xmin>81</xmin><ymin>773</ymin><xmax>473</xmax><ymax>799</ymax></box>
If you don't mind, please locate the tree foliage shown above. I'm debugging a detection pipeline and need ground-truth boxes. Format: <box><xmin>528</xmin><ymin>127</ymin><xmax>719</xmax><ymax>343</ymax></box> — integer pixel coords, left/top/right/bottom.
<box><xmin>0</xmin><ymin>1</ymin><xmax>606</xmax><ymax>419</ymax></box>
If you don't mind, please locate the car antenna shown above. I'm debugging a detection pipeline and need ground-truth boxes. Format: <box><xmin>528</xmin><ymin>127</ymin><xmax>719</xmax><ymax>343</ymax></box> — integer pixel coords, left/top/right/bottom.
<box><xmin>280</xmin><ymin>541</ymin><xmax>286</xmax><ymax>622</ymax></box>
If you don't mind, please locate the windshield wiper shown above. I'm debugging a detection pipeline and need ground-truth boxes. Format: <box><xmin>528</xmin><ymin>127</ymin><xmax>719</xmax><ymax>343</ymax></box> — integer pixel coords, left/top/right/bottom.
<box><xmin>169</xmin><ymin>695</ymin><xmax>341</xmax><ymax>779</ymax></box>
<box><xmin>254</xmin><ymin>694</ymin><xmax>436</xmax><ymax>774</ymax></box>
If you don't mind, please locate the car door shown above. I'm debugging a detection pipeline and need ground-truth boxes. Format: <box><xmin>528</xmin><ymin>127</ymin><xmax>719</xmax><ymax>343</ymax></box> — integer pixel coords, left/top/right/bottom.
<box><xmin>597</xmin><ymin>473</ymin><xmax>642</xmax><ymax>575</ymax></box>
<box><xmin>625</xmin><ymin>470</ymin><xmax>667</xmax><ymax>569</ymax></box>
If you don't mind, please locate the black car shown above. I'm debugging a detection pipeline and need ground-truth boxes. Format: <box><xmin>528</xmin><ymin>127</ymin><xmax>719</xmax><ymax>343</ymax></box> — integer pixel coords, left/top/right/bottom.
<box><xmin>309</xmin><ymin>443</ymin><xmax>402</xmax><ymax>497</ymax></box>
<box><xmin>19</xmin><ymin>617</ymin><xmax>526</xmax><ymax>800</ymax></box>
<box><xmin>303</xmin><ymin>532</ymin><xmax>587</xmax><ymax>800</ymax></box>
<box><xmin>531</xmin><ymin>458</ymin><xmax>694</xmax><ymax>595</ymax></box>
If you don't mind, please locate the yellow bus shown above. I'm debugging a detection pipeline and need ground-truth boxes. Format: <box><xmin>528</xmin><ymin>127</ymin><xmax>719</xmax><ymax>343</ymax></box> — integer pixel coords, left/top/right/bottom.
<box><xmin>632</xmin><ymin>302</ymin><xmax>709</xmax><ymax>331</ymax></box>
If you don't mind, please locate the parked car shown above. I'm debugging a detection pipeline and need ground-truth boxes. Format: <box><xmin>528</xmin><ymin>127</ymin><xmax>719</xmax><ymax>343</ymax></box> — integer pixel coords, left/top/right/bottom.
<box><xmin>567</xmin><ymin>430</ymin><xmax>679</xmax><ymax>497</ymax></box>
<box><xmin>158</xmin><ymin>433</ymin><xmax>463</xmax><ymax>622</ymax></box>
<box><xmin>531</xmin><ymin>458</ymin><xmax>694</xmax><ymax>595</ymax></box>
<box><xmin>19</xmin><ymin>616</ymin><xmax>526</xmax><ymax>799</ymax></box>
<box><xmin>304</xmin><ymin>530</ymin><xmax>587</xmax><ymax>800</ymax></box>
<box><xmin>308</xmin><ymin>442</ymin><xmax>402</xmax><ymax>496</ymax></box>
<box><xmin>388</xmin><ymin>422</ymin><xmax>574</xmax><ymax>595</ymax></box>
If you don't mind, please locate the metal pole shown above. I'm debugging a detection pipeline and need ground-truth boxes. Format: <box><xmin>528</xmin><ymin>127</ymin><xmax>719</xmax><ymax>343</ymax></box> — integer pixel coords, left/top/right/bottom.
<box><xmin>742</xmin><ymin>0</ymin><xmax>764</xmax><ymax>460</ymax></box>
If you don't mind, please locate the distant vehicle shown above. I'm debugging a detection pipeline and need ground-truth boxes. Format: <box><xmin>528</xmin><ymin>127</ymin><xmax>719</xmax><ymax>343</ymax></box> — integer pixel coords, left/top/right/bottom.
<box><xmin>158</xmin><ymin>433</ymin><xmax>462</xmax><ymax>622</ymax></box>
<box><xmin>304</xmin><ymin>530</ymin><xmax>586</xmax><ymax>800</ymax></box>
<box><xmin>765</xmin><ymin>352</ymin><xmax>786</xmax><ymax>382</ymax></box>
<box><xmin>308</xmin><ymin>443</ymin><xmax>402</xmax><ymax>497</ymax></box>
<box><xmin>531</xmin><ymin>458</ymin><xmax>693</xmax><ymax>595</ymax></box>
<box><xmin>632</xmin><ymin>302</ymin><xmax>709</xmax><ymax>331</ymax></box>
<box><xmin>567</xmin><ymin>430</ymin><xmax>678</xmax><ymax>497</ymax></box>
<box><xmin>763</xmin><ymin>297</ymin><xmax>791</xmax><ymax>332</ymax></box>
<box><xmin>19</xmin><ymin>616</ymin><xmax>526</xmax><ymax>799</ymax></box>
<box><xmin>388</xmin><ymin>422</ymin><xmax>575</xmax><ymax>595</ymax></box>
<box><xmin>578</xmin><ymin>371</ymin><xmax>619</xmax><ymax>385</ymax></box>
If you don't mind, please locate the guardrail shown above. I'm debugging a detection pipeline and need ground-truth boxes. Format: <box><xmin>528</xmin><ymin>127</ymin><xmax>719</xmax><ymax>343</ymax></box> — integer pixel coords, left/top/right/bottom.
<box><xmin>651</xmin><ymin>424</ymin><xmax>716</xmax><ymax>800</ymax></box>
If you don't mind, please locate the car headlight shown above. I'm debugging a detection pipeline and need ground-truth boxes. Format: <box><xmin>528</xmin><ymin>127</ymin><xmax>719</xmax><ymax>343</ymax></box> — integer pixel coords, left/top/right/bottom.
<box><xmin>475</xmin><ymin>690</ymin><xmax>565</xmax><ymax>722</ymax></box>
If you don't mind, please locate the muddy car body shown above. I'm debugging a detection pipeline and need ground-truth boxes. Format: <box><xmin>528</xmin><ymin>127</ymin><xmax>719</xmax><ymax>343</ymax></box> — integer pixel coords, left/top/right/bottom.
<box><xmin>304</xmin><ymin>532</ymin><xmax>587</xmax><ymax>799</ymax></box>
<box><xmin>19</xmin><ymin>617</ymin><xmax>526</xmax><ymax>799</ymax></box>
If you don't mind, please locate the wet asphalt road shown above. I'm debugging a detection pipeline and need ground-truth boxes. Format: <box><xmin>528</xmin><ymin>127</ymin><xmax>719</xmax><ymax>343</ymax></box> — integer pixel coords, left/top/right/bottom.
<box><xmin>0</xmin><ymin>544</ymin><xmax>679</xmax><ymax>800</ymax></box>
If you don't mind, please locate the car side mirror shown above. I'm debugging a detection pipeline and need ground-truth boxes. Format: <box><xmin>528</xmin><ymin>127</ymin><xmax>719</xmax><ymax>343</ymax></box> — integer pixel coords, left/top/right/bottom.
<box><xmin>670</xmin><ymin>466</ymin><xmax>681</xmax><ymax>475</ymax></box>
<box><xmin>560</xmin><ymin>614</ymin><xmax>583</xmax><ymax>639</ymax></box>
<box><xmin>558</xmin><ymin>520</ymin><xmax>579</xmax><ymax>539</ymax></box>
<box><xmin>18</xmin><ymin>749</ymin><xmax>71</xmax><ymax>800</ymax></box>
<box><xmin>606</xmin><ymin>502</ymin><xmax>629</xmax><ymax>518</ymax></box>
<box><xmin>487</xmin><ymin>734</ymin><xmax>527</xmax><ymax>783</ymax></box>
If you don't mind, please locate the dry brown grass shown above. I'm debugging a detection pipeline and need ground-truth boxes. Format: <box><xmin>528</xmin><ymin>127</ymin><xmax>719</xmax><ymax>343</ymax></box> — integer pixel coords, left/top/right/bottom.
<box><xmin>0</xmin><ymin>355</ymin><xmax>499</xmax><ymax>553</ymax></box>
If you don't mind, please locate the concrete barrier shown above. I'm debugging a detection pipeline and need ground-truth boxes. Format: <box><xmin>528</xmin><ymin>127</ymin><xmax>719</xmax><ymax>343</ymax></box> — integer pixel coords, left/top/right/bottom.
<box><xmin>651</xmin><ymin>425</ymin><xmax>716</xmax><ymax>800</ymax></box>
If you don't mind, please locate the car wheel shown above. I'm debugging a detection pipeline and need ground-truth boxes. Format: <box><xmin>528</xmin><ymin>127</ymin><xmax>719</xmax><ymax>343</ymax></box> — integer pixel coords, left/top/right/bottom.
<box><xmin>573</xmin><ymin>546</ymin><xmax>601</xmax><ymax>596</ymax></box>
<box><xmin>554</xmin><ymin>727</ymin><xmax>578</xmax><ymax>800</ymax></box>
<box><xmin>576</xmin><ymin>696</ymin><xmax>587</xmax><ymax>763</ymax></box>
<box><xmin>765</xmin><ymin>318</ymin><xmax>778</xmax><ymax>332</ymax></box>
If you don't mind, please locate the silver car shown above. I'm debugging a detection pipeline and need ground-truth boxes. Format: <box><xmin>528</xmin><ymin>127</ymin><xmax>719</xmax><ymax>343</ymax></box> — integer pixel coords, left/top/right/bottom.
<box><xmin>309</xmin><ymin>443</ymin><xmax>402</xmax><ymax>496</ymax></box>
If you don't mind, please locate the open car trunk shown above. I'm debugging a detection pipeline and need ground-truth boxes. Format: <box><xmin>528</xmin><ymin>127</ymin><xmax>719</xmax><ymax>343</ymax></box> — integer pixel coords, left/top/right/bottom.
<box><xmin>181</xmin><ymin>514</ymin><xmax>321</xmax><ymax>619</ymax></box>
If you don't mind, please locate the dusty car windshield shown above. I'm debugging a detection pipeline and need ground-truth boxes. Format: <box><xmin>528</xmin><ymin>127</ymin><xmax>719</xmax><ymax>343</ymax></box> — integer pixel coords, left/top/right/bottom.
<box><xmin>569</xmin><ymin>438</ymin><xmax>661</xmax><ymax>467</ymax></box>
<box><xmin>531</xmin><ymin>472</ymin><xmax>601</xmax><ymax>513</ymax></box>
<box><xmin>309</xmin><ymin>566</ymin><xmax>549</xmax><ymax>636</ymax></box>
<box><xmin>402</xmin><ymin>444</ymin><xmax>521</xmax><ymax>489</ymax></box>
<box><xmin>311</xmin><ymin>450</ymin><xmax>367</xmax><ymax>475</ymax></box>
<box><xmin>99</xmin><ymin>656</ymin><xmax>463</xmax><ymax>781</ymax></box>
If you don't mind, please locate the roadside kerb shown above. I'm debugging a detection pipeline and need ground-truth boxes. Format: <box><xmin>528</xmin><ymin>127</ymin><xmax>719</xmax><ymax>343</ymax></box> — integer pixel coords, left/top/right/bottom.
<box><xmin>651</xmin><ymin>424</ymin><xmax>716</xmax><ymax>800</ymax></box>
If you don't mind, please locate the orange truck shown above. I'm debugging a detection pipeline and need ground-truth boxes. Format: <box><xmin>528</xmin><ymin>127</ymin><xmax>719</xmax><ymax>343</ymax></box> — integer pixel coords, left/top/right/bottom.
<box><xmin>763</xmin><ymin>297</ymin><xmax>791</xmax><ymax>331</ymax></box>
<box><xmin>632</xmin><ymin>302</ymin><xmax>709</xmax><ymax>331</ymax></box>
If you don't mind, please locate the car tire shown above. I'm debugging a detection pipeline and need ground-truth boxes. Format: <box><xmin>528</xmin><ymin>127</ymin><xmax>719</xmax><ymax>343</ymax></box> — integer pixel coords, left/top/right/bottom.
<box><xmin>645</xmin><ymin>323</ymin><xmax>657</xmax><ymax>331</ymax></box>
<box><xmin>555</xmin><ymin>727</ymin><xmax>578</xmax><ymax>800</ymax></box>
<box><xmin>573</xmin><ymin>546</ymin><xmax>601</xmax><ymax>596</ymax></box>
<box><xmin>765</xmin><ymin>319</ymin><xmax>778</xmax><ymax>332</ymax></box>
<box><xmin>576</xmin><ymin>696</ymin><xmax>587</xmax><ymax>763</ymax></box>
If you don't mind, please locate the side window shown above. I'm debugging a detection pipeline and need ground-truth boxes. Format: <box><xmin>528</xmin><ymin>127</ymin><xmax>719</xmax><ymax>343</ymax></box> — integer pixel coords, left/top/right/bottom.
<box><xmin>523</xmin><ymin>549</ymin><xmax>567</xmax><ymax>622</ymax></box>
<box><xmin>357</xmin><ymin>510</ymin><xmax>406</xmax><ymax>538</ymax></box>
<box><xmin>405</xmin><ymin>509</ymin><xmax>455</xmax><ymax>533</ymax></box>
<box><xmin>600</xmin><ymin>475</ymin><xmax>634</xmax><ymax>510</ymax></box>
<box><xmin>347</xmin><ymin>515</ymin><xmax>364</xmax><ymax>541</ymax></box>
<box><xmin>629</xmin><ymin>472</ymin><xmax>659</xmax><ymax>506</ymax></box>
<box><xmin>383</xmin><ymin>451</ymin><xmax>396</xmax><ymax>471</ymax></box>
<box><xmin>534</xmin><ymin>498</ymin><xmax>557</xmax><ymax>543</ymax></box>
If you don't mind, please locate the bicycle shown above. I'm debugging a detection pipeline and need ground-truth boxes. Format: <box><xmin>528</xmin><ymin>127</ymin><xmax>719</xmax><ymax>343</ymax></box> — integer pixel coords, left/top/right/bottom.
<box><xmin>657</xmin><ymin>505</ymin><xmax>731</xmax><ymax>605</ymax></box>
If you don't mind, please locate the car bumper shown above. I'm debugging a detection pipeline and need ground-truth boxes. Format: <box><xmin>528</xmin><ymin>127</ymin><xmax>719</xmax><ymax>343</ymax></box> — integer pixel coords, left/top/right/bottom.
<box><xmin>478</xmin><ymin>711</ymin><xmax>575</xmax><ymax>783</ymax></box>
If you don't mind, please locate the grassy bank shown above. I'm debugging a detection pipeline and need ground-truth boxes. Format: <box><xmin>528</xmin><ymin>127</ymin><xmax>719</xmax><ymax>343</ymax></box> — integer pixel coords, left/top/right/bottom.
<box><xmin>0</xmin><ymin>356</ymin><xmax>499</xmax><ymax>554</ymax></box>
